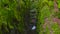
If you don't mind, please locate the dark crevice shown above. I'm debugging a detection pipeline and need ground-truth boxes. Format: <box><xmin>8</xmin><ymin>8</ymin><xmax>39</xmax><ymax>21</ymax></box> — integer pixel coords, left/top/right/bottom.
<box><xmin>3</xmin><ymin>3</ymin><xmax>9</xmax><ymax>8</ymax></box>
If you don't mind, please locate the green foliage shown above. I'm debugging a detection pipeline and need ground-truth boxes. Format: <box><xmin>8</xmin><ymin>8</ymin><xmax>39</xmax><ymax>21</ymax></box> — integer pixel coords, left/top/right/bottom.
<box><xmin>51</xmin><ymin>23</ymin><xmax>60</xmax><ymax>34</ymax></box>
<box><xmin>37</xmin><ymin>0</ymin><xmax>60</xmax><ymax>34</ymax></box>
<box><xmin>0</xmin><ymin>0</ymin><xmax>60</xmax><ymax>34</ymax></box>
<box><xmin>0</xmin><ymin>0</ymin><xmax>25</xmax><ymax>34</ymax></box>
<box><xmin>57</xmin><ymin>0</ymin><xmax>60</xmax><ymax>8</ymax></box>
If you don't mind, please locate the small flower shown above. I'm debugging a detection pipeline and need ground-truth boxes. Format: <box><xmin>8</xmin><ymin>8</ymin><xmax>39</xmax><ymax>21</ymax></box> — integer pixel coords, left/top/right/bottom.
<box><xmin>32</xmin><ymin>25</ymin><xmax>36</xmax><ymax>30</ymax></box>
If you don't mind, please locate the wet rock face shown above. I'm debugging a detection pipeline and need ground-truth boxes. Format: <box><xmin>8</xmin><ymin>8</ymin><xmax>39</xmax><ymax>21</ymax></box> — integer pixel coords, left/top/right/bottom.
<box><xmin>31</xmin><ymin>19</ymin><xmax>36</xmax><ymax>23</ymax></box>
<box><xmin>30</xmin><ymin>9</ymin><xmax>37</xmax><ymax>30</ymax></box>
<box><xmin>24</xmin><ymin>8</ymin><xmax>37</xmax><ymax>34</ymax></box>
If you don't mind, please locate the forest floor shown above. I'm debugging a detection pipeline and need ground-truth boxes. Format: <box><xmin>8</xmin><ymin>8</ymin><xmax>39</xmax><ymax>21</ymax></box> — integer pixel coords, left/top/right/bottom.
<box><xmin>43</xmin><ymin>11</ymin><xmax>60</xmax><ymax>34</ymax></box>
